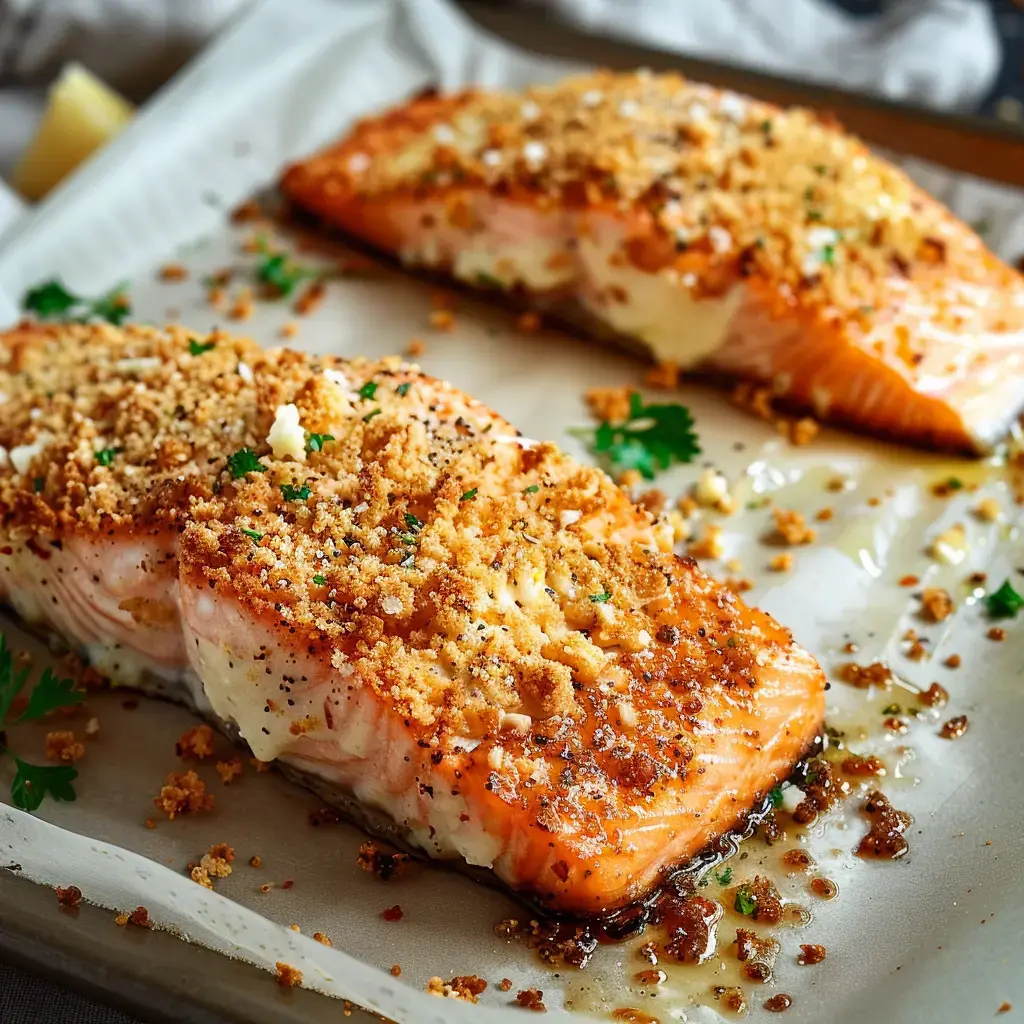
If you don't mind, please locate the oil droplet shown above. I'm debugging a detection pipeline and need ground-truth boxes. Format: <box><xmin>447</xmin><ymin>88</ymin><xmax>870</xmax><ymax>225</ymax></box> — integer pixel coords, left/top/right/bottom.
<box><xmin>810</xmin><ymin>876</ymin><xmax>839</xmax><ymax>900</ymax></box>
<box><xmin>782</xmin><ymin>902</ymin><xmax>812</xmax><ymax>927</ymax></box>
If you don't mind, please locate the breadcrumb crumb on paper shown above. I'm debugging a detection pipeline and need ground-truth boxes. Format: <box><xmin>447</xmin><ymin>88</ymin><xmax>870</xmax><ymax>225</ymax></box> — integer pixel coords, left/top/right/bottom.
<box><xmin>153</xmin><ymin>770</ymin><xmax>214</xmax><ymax>819</ymax></box>
<box><xmin>55</xmin><ymin>885</ymin><xmax>83</xmax><ymax>909</ymax></box>
<box><xmin>215</xmin><ymin>757</ymin><xmax>243</xmax><ymax>784</ymax></box>
<box><xmin>275</xmin><ymin>962</ymin><xmax>303</xmax><ymax>988</ymax></box>
<box><xmin>920</xmin><ymin>587</ymin><xmax>955</xmax><ymax>622</ymax></box>
<box><xmin>45</xmin><ymin>730</ymin><xmax>85</xmax><ymax>763</ymax></box>
<box><xmin>426</xmin><ymin>975</ymin><xmax>487</xmax><ymax>1003</ymax></box>
<box><xmin>175</xmin><ymin>724</ymin><xmax>215</xmax><ymax>760</ymax></box>
<box><xmin>771</xmin><ymin>508</ymin><xmax>817</xmax><ymax>545</ymax></box>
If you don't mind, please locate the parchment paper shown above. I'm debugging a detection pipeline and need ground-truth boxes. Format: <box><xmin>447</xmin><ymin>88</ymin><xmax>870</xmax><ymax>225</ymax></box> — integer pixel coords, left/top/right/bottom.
<box><xmin>0</xmin><ymin>1</ymin><xmax>1021</xmax><ymax>1022</ymax></box>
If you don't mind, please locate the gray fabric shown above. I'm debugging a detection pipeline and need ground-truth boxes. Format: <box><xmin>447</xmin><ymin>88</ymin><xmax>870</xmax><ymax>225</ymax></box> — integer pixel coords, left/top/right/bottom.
<box><xmin>0</xmin><ymin>962</ymin><xmax>139</xmax><ymax>1023</ymax></box>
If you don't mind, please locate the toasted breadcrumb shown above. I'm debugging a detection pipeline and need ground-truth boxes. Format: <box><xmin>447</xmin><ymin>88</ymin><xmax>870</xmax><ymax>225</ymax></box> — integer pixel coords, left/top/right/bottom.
<box><xmin>356</xmin><ymin>841</ymin><xmax>410</xmax><ymax>881</ymax></box>
<box><xmin>944</xmin><ymin>654</ymin><xmax>962</xmax><ymax>669</ymax></box>
<box><xmin>406</xmin><ymin>338</ymin><xmax>425</xmax><ymax>357</ymax></box>
<box><xmin>427</xmin><ymin>976</ymin><xmax>488</xmax><ymax>1003</ymax></box>
<box><xmin>516</xmin><ymin>988</ymin><xmax>547</xmax><ymax>1012</ymax></box>
<box><xmin>144</xmin><ymin>818</ymin><xmax>156</xmax><ymax>829</ymax></box>
<box><xmin>176</xmin><ymin>724</ymin><xmax>215</xmax><ymax>760</ymax></box>
<box><xmin>153</xmin><ymin>770</ymin><xmax>214</xmax><ymax>819</ymax></box>
<box><xmin>276</xmin><ymin>963</ymin><xmax>302</xmax><ymax>988</ymax></box>
<box><xmin>115</xmin><ymin>907</ymin><xmax>151</xmax><ymax>928</ymax></box>
<box><xmin>816</xmin><ymin>507</ymin><xmax>834</xmax><ymax>521</ymax></box>
<box><xmin>429</xmin><ymin>309</ymin><xmax>455</xmax><ymax>331</ymax></box>
<box><xmin>516</xmin><ymin>311</ymin><xmax>541</xmax><ymax>334</ymax></box>
<box><xmin>499</xmin><ymin>979</ymin><xmax>514</xmax><ymax>992</ymax></box>
<box><xmin>585</xmin><ymin>386</ymin><xmax>634</xmax><ymax>424</ymax></box>
<box><xmin>687</xmin><ymin>523</ymin><xmax>724</xmax><ymax>560</ymax></box>
<box><xmin>768</xmin><ymin>552</ymin><xmax>794</xmax><ymax>572</ymax></box>
<box><xmin>114</xmin><ymin>913</ymin><xmax>130</xmax><ymax>926</ymax></box>
<box><xmin>84</xmin><ymin>717</ymin><xmax>100</xmax><ymax>738</ymax></box>
<box><xmin>190</xmin><ymin>865</ymin><xmax>213</xmax><ymax>889</ymax></box>
<box><xmin>784</xmin><ymin>417</ymin><xmax>820</xmax><ymax>446</ymax></box>
<box><xmin>45</xmin><ymin>731</ymin><xmax>85</xmax><ymax>763</ymax></box>
<box><xmin>644</xmin><ymin>360</ymin><xmax>680</xmax><ymax>390</ymax></box>
<box><xmin>279</xmin><ymin>322</ymin><xmax>299</xmax><ymax>339</ymax></box>
<box><xmin>920</xmin><ymin>587</ymin><xmax>954</xmax><ymax>622</ymax></box>
<box><xmin>313</xmin><ymin>931</ymin><xmax>333</xmax><ymax>946</ymax></box>
<box><xmin>227</xmin><ymin>290</ymin><xmax>254</xmax><ymax>321</ymax></box>
<box><xmin>771</xmin><ymin>508</ymin><xmax>817</xmax><ymax>545</ymax></box>
<box><xmin>973</xmin><ymin>497</ymin><xmax>1001</xmax><ymax>522</ymax></box>
<box><xmin>732</xmin><ymin>382</ymin><xmax>775</xmax><ymax>422</ymax></box>
<box><xmin>158</xmin><ymin>263</ymin><xmax>189</xmax><ymax>282</ymax></box>
<box><xmin>249</xmin><ymin>854</ymin><xmax>262</xmax><ymax>868</ymax></box>
<box><xmin>56</xmin><ymin>885</ymin><xmax>83</xmax><ymax>909</ymax></box>
<box><xmin>215</xmin><ymin>757</ymin><xmax>243</xmax><ymax>784</ymax></box>
<box><xmin>725</xmin><ymin>577</ymin><xmax>754</xmax><ymax>594</ymax></box>
<box><xmin>899</xmin><ymin>574</ymin><xmax>919</xmax><ymax>587</ymax></box>
<box><xmin>390</xmin><ymin>964</ymin><xmax>402</xmax><ymax>977</ymax></box>
<box><xmin>294</xmin><ymin>281</ymin><xmax>325</xmax><ymax>316</ymax></box>
<box><xmin>988</xmin><ymin>627</ymin><xmax>1006</xmax><ymax>642</ymax></box>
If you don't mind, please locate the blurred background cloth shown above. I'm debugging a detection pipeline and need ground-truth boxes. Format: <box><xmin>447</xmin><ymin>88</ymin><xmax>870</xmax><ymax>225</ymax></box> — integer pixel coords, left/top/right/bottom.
<box><xmin>0</xmin><ymin>0</ymin><xmax>1022</xmax><ymax>182</ymax></box>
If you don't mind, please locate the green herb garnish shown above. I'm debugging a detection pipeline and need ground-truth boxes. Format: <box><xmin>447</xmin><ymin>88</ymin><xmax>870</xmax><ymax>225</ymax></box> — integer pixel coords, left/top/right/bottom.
<box><xmin>460</xmin><ymin>488</ymin><xmax>478</xmax><ymax>502</ymax></box>
<box><xmin>188</xmin><ymin>338</ymin><xmax>216</xmax><ymax>356</ymax></box>
<box><xmin>240</xmin><ymin>527</ymin><xmax>263</xmax><ymax>542</ymax></box>
<box><xmin>474</xmin><ymin>272</ymin><xmax>504</xmax><ymax>289</ymax></box>
<box><xmin>582</xmin><ymin>392</ymin><xmax>700</xmax><ymax>480</ymax></box>
<box><xmin>734</xmin><ymin>886</ymin><xmax>757</xmax><ymax>916</ymax></box>
<box><xmin>358</xmin><ymin>381</ymin><xmax>378</xmax><ymax>400</ymax></box>
<box><xmin>986</xmin><ymin>579</ymin><xmax>1024</xmax><ymax>619</ymax></box>
<box><xmin>22</xmin><ymin>279</ymin><xmax>131</xmax><ymax>325</ymax></box>
<box><xmin>768</xmin><ymin>785</ymin><xmax>784</xmax><ymax>808</ymax></box>
<box><xmin>714</xmin><ymin>866</ymin><xmax>733</xmax><ymax>886</ymax></box>
<box><xmin>362</xmin><ymin>408</ymin><xmax>382</xmax><ymax>423</ymax></box>
<box><xmin>227</xmin><ymin>447</ymin><xmax>266</xmax><ymax>479</ymax></box>
<box><xmin>0</xmin><ymin>635</ymin><xmax>83</xmax><ymax>811</ymax></box>
<box><xmin>32</xmin><ymin>477</ymin><xmax>44</xmax><ymax>493</ymax></box>
<box><xmin>821</xmin><ymin>243</ymin><xmax>836</xmax><ymax>265</ymax></box>
<box><xmin>945</xmin><ymin>477</ymin><xmax>963</xmax><ymax>491</ymax></box>
<box><xmin>306</xmin><ymin>433</ymin><xmax>335</xmax><ymax>454</ymax></box>
<box><xmin>589</xmin><ymin>590</ymin><xmax>612</xmax><ymax>604</ymax></box>
<box><xmin>523</xmin><ymin>484</ymin><xmax>540</xmax><ymax>494</ymax></box>
<box><xmin>396</xmin><ymin>382</ymin><xmax>412</xmax><ymax>397</ymax></box>
<box><xmin>280</xmin><ymin>483</ymin><xmax>311</xmax><ymax>502</ymax></box>
<box><xmin>255</xmin><ymin>250</ymin><xmax>319</xmax><ymax>297</ymax></box>
<box><xmin>313</xmin><ymin>574</ymin><xmax>327</xmax><ymax>586</ymax></box>
<box><xmin>882</xmin><ymin>703</ymin><xmax>901</xmax><ymax>715</ymax></box>
<box><xmin>404</xmin><ymin>513</ymin><xmax>423</xmax><ymax>534</ymax></box>
<box><xmin>94</xmin><ymin>448</ymin><xmax>119</xmax><ymax>467</ymax></box>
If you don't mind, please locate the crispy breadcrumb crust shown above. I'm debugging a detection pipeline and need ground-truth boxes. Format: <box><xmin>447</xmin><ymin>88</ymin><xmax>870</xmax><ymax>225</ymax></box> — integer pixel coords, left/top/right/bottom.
<box><xmin>282</xmin><ymin>70</ymin><xmax>1024</xmax><ymax>355</ymax></box>
<box><xmin>0</xmin><ymin>323</ymin><xmax>266</xmax><ymax>536</ymax></box>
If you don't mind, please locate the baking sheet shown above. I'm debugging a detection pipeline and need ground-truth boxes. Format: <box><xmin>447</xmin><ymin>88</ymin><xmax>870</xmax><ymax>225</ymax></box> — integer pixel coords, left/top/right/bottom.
<box><xmin>0</xmin><ymin>0</ymin><xmax>1022</xmax><ymax>1021</ymax></box>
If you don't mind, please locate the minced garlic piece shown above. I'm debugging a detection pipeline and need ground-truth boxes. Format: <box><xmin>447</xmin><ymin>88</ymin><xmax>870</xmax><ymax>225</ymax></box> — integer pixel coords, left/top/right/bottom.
<box><xmin>267</xmin><ymin>403</ymin><xmax>306</xmax><ymax>462</ymax></box>
<box><xmin>929</xmin><ymin>523</ymin><xmax>967</xmax><ymax>564</ymax></box>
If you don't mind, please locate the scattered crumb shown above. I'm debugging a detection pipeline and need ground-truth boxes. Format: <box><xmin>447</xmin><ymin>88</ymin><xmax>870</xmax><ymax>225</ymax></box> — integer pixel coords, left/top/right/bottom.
<box><xmin>826</xmin><ymin>475</ymin><xmax>850</xmax><ymax>492</ymax></box>
<box><xmin>153</xmin><ymin>770</ymin><xmax>214</xmax><ymax>819</ymax></box>
<box><xmin>815</xmin><ymin>507</ymin><xmax>834</xmax><ymax>521</ymax></box>
<box><xmin>516</xmin><ymin>988</ymin><xmax>547</xmax><ymax>1012</ymax></box>
<box><xmin>406</xmin><ymin>338</ymin><xmax>425</xmax><ymax>357</ymax></box>
<box><xmin>644</xmin><ymin>360</ymin><xmax>680</xmax><ymax>390</ymax></box>
<box><xmin>175</xmin><ymin>724</ymin><xmax>215</xmax><ymax>760</ymax></box>
<box><xmin>313</xmin><ymin>931</ymin><xmax>332</xmax><ymax>946</ymax></box>
<box><xmin>584</xmin><ymin>386</ymin><xmax>633</xmax><ymax>424</ymax></box>
<box><xmin>144</xmin><ymin>818</ymin><xmax>156</xmax><ymax>829</ymax></box>
<box><xmin>731</xmin><ymin>382</ymin><xmax>774</xmax><ymax>422</ymax></box>
<box><xmin>997</xmin><ymin>1003</ymin><xmax>1012</xmax><ymax>1015</ymax></box>
<box><xmin>390</xmin><ymin>964</ymin><xmax>401</xmax><ymax>977</ymax></box>
<box><xmin>768</xmin><ymin>552</ymin><xmax>794</xmax><ymax>572</ymax></box>
<box><xmin>969</xmin><ymin>571</ymin><xmax>988</xmax><ymax>585</ymax></box>
<box><xmin>357</xmin><ymin>841</ymin><xmax>410</xmax><ymax>880</ymax></box>
<box><xmin>114</xmin><ymin>913</ymin><xmax>130</xmax><ymax>926</ymax></box>
<box><xmin>249</xmin><ymin>854</ymin><xmax>262</xmax><ymax>868</ymax></box>
<box><xmin>429</xmin><ymin>309</ymin><xmax>455</xmax><ymax>331</ymax></box>
<box><xmin>516</xmin><ymin>311</ymin><xmax>541</xmax><ymax>334</ymax></box>
<box><xmin>987</xmin><ymin>627</ymin><xmax>1007</xmax><ymax>642</ymax></box>
<box><xmin>797</xmin><ymin>943</ymin><xmax>827</xmax><ymax>965</ymax></box>
<box><xmin>199</xmin><ymin>843</ymin><xmax>235</xmax><ymax>880</ymax></box>
<box><xmin>382</xmin><ymin>904</ymin><xmax>404</xmax><ymax>922</ymax></box>
<box><xmin>294</xmin><ymin>280</ymin><xmax>325</xmax><ymax>316</ymax></box>
<box><xmin>215</xmin><ymin>757</ymin><xmax>243</xmax><ymax>784</ymax></box>
<box><xmin>637</xmin><ymin>488</ymin><xmax>667</xmax><ymax>516</ymax></box>
<box><xmin>45</xmin><ymin>730</ymin><xmax>85</xmax><ymax>763</ymax></box>
<box><xmin>227</xmin><ymin>289</ymin><xmax>254</xmax><ymax>321</ymax></box>
<box><xmin>920</xmin><ymin>587</ymin><xmax>955</xmax><ymax>622</ymax></box>
<box><xmin>919</xmin><ymin>682</ymin><xmax>950</xmax><ymax>708</ymax></box>
<box><xmin>940</xmin><ymin>715</ymin><xmax>970</xmax><ymax>740</ymax></box>
<box><xmin>499</xmin><ymin>978</ymin><xmax>513</xmax><ymax>992</ymax></box>
<box><xmin>838</xmin><ymin>660</ymin><xmax>893</xmax><ymax>688</ymax></box>
<box><xmin>427</xmin><ymin>975</ymin><xmax>488</xmax><ymax>1003</ymax></box>
<box><xmin>115</xmin><ymin>907</ymin><xmax>151</xmax><ymax>928</ymax></box>
<box><xmin>944</xmin><ymin>654</ymin><xmax>961</xmax><ymax>669</ymax></box>
<box><xmin>785</xmin><ymin>416</ymin><xmax>820</xmax><ymax>446</ymax></box>
<box><xmin>289</xmin><ymin>924</ymin><xmax>300</xmax><ymax>932</ymax></box>
<box><xmin>725</xmin><ymin>577</ymin><xmax>754</xmax><ymax>594</ymax></box>
<box><xmin>275</xmin><ymin>963</ymin><xmax>302</xmax><ymax>988</ymax></box>
<box><xmin>190</xmin><ymin>865</ymin><xmax>213</xmax><ymax>889</ymax></box>
<box><xmin>899</xmin><ymin>574</ymin><xmax>919</xmax><ymax>587</ymax></box>
<box><xmin>84</xmin><ymin>717</ymin><xmax>100</xmax><ymax>738</ymax></box>
<box><xmin>687</xmin><ymin>524</ymin><xmax>724</xmax><ymax>560</ymax></box>
<box><xmin>771</xmin><ymin>508</ymin><xmax>817</xmax><ymax>545</ymax></box>
<box><xmin>279</xmin><ymin>322</ymin><xmax>299</xmax><ymax>339</ymax></box>
<box><xmin>973</xmin><ymin>497</ymin><xmax>1001</xmax><ymax>522</ymax></box>
<box><xmin>158</xmin><ymin>263</ymin><xmax>189</xmax><ymax>282</ymax></box>
<box><xmin>56</xmin><ymin>885</ymin><xmax>83</xmax><ymax>909</ymax></box>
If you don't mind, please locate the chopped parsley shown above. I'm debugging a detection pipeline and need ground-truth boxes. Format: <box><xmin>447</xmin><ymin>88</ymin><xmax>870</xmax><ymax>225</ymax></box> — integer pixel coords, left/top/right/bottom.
<box><xmin>94</xmin><ymin>448</ymin><xmax>119</xmax><ymax>467</ymax></box>
<box><xmin>523</xmin><ymin>484</ymin><xmax>540</xmax><ymax>494</ymax></box>
<box><xmin>240</xmin><ymin>527</ymin><xmax>263</xmax><ymax>542</ymax></box>
<box><xmin>768</xmin><ymin>785</ymin><xmax>784</xmax><ymax>808</ymax></box>
<box><xmin>404</xmin><ymin>513</ymin><xmax>424</xmax><ymax>534</ymax></box>
<box><xmin>821</xmin><ymin>243</ymin><xmax>836</xmax><ymax>265</ymax></box>
<box><xmin>362</xmin><ymin>408</ymin><xmax>382</xmax><ymax>423</ymax></box>
<box><xmin>944</xmin><ymin>477</ymin><xmax>963</xmax><ymax>491</ymax></box>
<box><xmin>589</xmin><ymin>590</ymin><xmax>612</xmax><ymax>604</ymax></box>
<box><xmin>280</xmin><ymin>483</ymin><xmax>311</xmax><ymax>501</ymax></box>
<box><xmin>986</xmin><ymin>578</ymin><xmax>1024</xmax><ymax>619</ymax></box>
<box><xmin>882</xmin><ymin>703</ymin><xmax>901</xmax><ymax>716</ymax></box>
<box><xmin>22</xmin><ymin>279</ymin><xmax>132</xmax><ymax>325</ymax></box>
<box><xmin>358</xmin><ymin>381</ymin><xmax>378</xmax><ymax>400</ymax></box>
<box><xmin>396</xmin><ymin>382</ymin><xmax>412</xmax><ymax>397</ymax></box>
<box><xmin>734</xmin><ymin>885</ymin><xmax>757</xmax><ymax>916</ymax></box>
<box><xmin>474</xmin><ymin>271</ymin><xmax>504</xmax><ymax>289</ymax></box>
<box><xmin>582</xmin><ymin>392</ymin><xmax>700</xmax><ymax>480</ymax></box>
<box><xmin>312</xmin><ymin>574</ymin><xmax>327</xmax><ymax>586</ymax></box>
<box><xmin>255</xmin><ymin>246</ymin><xmax>319</xmax><ymax>297</ymax></box>
<box><xmin>714</xmin><ymin>866</ymin><xmax>733</xmax><ymax>886</ymax></box>
<box><xmin>188</xmin><ymin>338</ymin><xmax>216</xmax><ymax>355</ymax></box>
<box><xmin>227</xmin><ymin>447</ymin><xmax>266</xmax><ymax>479</ymax></box>
<box><xmin>460</xmin><ymin>488</ymin><xmax>478</xmax><ymax>502</ymax></box>
<box><xmin>306</xmin><ymin>433</ymin><xmax>334</xmax><ymax>454</ymax></box>
<box><xmin>0</xmin><ymin>634</ymin><xmax>84</xmax><ymax>812</ymax></box>
<box><xmin>32</xmin><ymin>477</ymin><xmax>44</xmax><ymax>493</ymax></box>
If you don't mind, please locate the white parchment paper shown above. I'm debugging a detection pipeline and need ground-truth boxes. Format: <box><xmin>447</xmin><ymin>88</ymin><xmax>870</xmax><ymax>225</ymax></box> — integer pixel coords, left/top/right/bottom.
<box><xmin>0</xmin><ymin>1</ymin><xmax>1022</xmax><ymax>1022</ymax></box>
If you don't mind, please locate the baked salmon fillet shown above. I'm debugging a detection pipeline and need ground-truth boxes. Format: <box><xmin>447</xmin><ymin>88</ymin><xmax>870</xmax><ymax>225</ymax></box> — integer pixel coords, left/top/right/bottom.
<box><xmin>281</xmin><ymin>70</ymin><xmax>1024</xmax><ymax>454</ymax></box>
<box><xmin>178</xmin><ymin>348</ymin><xmax>827</xmax><ymax>914</ymax></box>
<box><xmin>0</xmin><ymin>322</ymin><xmax>826</xmax><ymax>914</ymax></box>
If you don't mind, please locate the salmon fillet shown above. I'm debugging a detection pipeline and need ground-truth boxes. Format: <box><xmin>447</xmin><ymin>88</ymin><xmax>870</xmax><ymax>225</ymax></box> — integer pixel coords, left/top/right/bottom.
<box><xmin>0</xmin><ymin>324</ymin><xmax>826</xmax><ymax>914</ymax></box>
<box><xmin>281</xmin><ymin>71</ymin><xmax>1024</xmax><ymax>454</ymax></box>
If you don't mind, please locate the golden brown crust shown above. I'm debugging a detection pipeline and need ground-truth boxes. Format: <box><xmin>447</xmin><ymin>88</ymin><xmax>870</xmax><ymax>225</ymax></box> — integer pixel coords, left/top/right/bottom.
<box><xmin>0</xmin><ymin>323</ymin><xmax>266</xmax><ymax>537</ymax></box>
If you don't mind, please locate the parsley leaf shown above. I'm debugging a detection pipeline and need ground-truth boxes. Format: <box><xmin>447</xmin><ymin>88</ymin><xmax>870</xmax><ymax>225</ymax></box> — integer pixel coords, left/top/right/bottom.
<box><xmin>523</xmin><ymin>484</ymin><xmax>540</xmax><ymax>494</ymax></box>
<box><xmin>734</xmin><ymin>886</ymin><xmax>757</xmax><ymax>916</ymax></box>
<box><xmin>306</xmin><ymin>433</ymin><xmax>334</xmax><ymax>454</ymax></box>
<box><xmin>227</xmin><ymin>447</ymin><xmax>266</xmax><ymax>479</ymax></box>
<box><xmin>589</xmin><ymin>590</ymin><xmax>612</xmax><ymax>603</ymax></box>
<box><xmin>358</xmin><ymin>381</ymin><xmax>378</xmax><ymax>400</ymax></box>
<box><xmin>460</xmin><ymin>488</ymin><xmax>478</xmax><ymax>502</ymax></box>
<box><xmin>362</xmin><ymin>408</ymin><xmax>381</xmax><ymax>423</ymax></box>
<box><xmin>22</xmin><ymin>279</ymin><xmax>131</xmax><ymax>325</ymax></box>
<box><xmin>475</xmin><ymin>271</ymin><xmax>504</xmax><ymax>289</ymax></box>
<box><xmin>585</xmin><ymin>392</ymin><xmax>700</xmax><ymax>480</ymax></box>
<box><xmin>403</xmin><ymin>513</ymin><xmax>423</xmax><ymax>534</ymax></box>
<box><xmin>94</xmin><ymin>448</ymin><xmax>119</xmax><ymax>467</ymax></box>
<box><xmin>280</xmin><ymin>483</ymin><xmax>311</xmax><ymax>501</ymax></box>
<box><xmin>0</xmin><ymin>635</ymin><xmax>31</xmax><ymax>725</ymax></box>
<box><xmin>396</xmin><ymin>382</ymin><xmax>412</xmax><ymax>397</ymax></box>
<box><xmin>11</xmin><ymin>759</ymin><xmax>78</xmax><ymax>812</ymax></box>
<box><xmin>32</xmin><ymin>477</ymin><xmax>44</xmax><ymax>494</ymax></box>
<box><xmin>986</xmin><ymin>579</ymin><xmax>1024</xmax><ymax>619</ymax></box>
<box><xmin>312</xmin><ymin>574</ymin><xmax>327</xmax><ymax>586</ymax></box>
<box><xmin>882</xmin><ymin>702</ymin><xmax>902</xmax><ymax>715</ymax></box>
<box><xmin>714</xmin><ymin>866</ymin><xmax>733</xmax><ymax>886</ymax></box>
<box><xmin>768</xmin><ymin>785</ymin><xmax>784</xmax><ymax>809</ymax></box>
<box><xmin>22</xmin><ymin>280</ymin><xmax>78</xmax><ymax>318</ymax></box>
<box><xmin>18</xmin><ymin>667</ymin><xmax>84</xmax><ymax>722</ymax></box>
<box><xmin>255</xmin><ymin>252</ymin><xmax>319</xmax><ymax>297</ymax></box>
<box><xmin>189</xmin><ymin>338</ymin><xmax>216</xmax><ymax>356</ymax></box>
<box><xmin>240</xmin><ymin>527</ymin><xmax>263</xmax><ymax>542</ymax></box>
